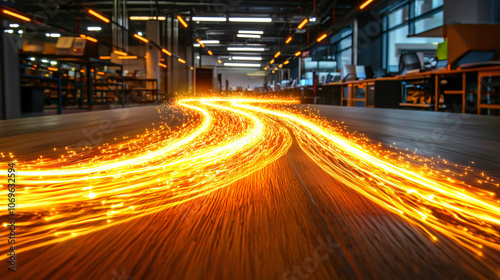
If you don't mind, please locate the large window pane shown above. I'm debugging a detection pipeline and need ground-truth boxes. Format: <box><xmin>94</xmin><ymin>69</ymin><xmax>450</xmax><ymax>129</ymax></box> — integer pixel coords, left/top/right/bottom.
<box><xmin>387</xmin><ymin>24</ymin><xmax>444</xmax><ymax>72</ymax></box>
<box><xmin>338</xmin><ymin>37</ymin><xmax>352</xmax><ymax>50</ymax></box>
<box><xmin>415</xmin><ymin>11</ymin><xmax>443</xmax><ymax>33</ymax></box>
<box><xmin>388</xmin><ymin>6</ymin><xmax>409</xmax><ymax>29</ymax></box>
<box><xmin>414</xmin><ymin>0</ymin><xmax>443</xmax><ymax>16</ymax></box>
<box><xmin>331</xmin><ymin>27</ymin><xmax>352</xmax><ymax>43</ymax></box>
<box><xmin>337</xmin><ymin>49</ymin><xmax>352</xmax><ymax>71</ymax></box>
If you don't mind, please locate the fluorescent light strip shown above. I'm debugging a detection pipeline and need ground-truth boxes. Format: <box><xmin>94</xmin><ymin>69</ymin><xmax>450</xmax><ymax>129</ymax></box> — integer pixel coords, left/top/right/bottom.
<box><xmin>232</xmin><ymin>56</ymin><xmax>263</xmax><ymax>61</ymax></box>
<box><xmin>237</xmin><ymin>34</ymin><xmax>261</xmax><ymax>38</ymax></box>
<box><xmin>227</xmin><ymin>47</ymin><xmax>265</xmax><ymax>51</ymax></box>
<box><xmin>192</xmin><ymin>16</ymin><xmax>226</xmax><ymax>22</ymax></box>
<box><xmin>224</xmin><ymin>63</ymin><xmax>261</xmax><ymax>67</ymax></box>
<box><xmin>129</xmin><ymin>16</ymin><xmax>166</xmax><ymax>21</ymax></box>
<box><xmin>238</xmin><ymin>30</ymin><xmax>264</xmax><ymax>35</ymax></box>
<box><xmin>228</xmin><ymin>17</ymin><xmax>272</xmax><ymax>23</ymax></box>
<box><xmin>199</xmin><ymin>40</ymin><xmax>219</xmax><ymax>44</ymax></box>
<box><xmin>87</xmin><ymin>26</ymin><xmax>102</xmax><ymax>31</ymax></box>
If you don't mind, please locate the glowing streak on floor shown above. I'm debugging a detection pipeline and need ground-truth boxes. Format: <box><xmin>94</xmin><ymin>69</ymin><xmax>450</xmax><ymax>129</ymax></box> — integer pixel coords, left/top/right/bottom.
<box><xmin>1</xmin><ymin>97</ymin><xmax>499</xmax><ymax>274</ymax></box>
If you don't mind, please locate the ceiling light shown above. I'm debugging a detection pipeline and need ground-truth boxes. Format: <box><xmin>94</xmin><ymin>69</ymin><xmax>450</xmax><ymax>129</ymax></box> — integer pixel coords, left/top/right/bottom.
<box><xmin>118</xmin><ymin>56</ymin><xmax>138</xmax><ymax>59</ymax></box>
<box><xmin>46</xmin><ymin>33</ymin><xmax>61</xmax><ymax>37</ymax></box>
<box><xmin>317</xmin><ymin>33</ymin><xmax>327</xmax><ymax>42</ymax></box>
<box><xmin>298</xmin><ymin>18</ymin><xmax>308</xmax><ymax>29</ymax></box>
<box><xmin>274</xmin><ymin>51</ymin><xmax>281</xmax><ymax>58</ymax></box>
<box><xmin>270</xmin><ymin>59</ymin><xmax>275</xmax><ymax>64</ymax></box>
<box><xmin>178</xmin><ymin>58</ymin><xmax>186</xmax><ymax>64</ymax></box>
<box><xmin>80</xmin><ymin>34</ymin><xmax>98</xmax><ymax>42</ymax></box>
<box><xmin>100</xmin><ymin>56</ymin><xmax>111</xmax><ymax>60</ymax></box>
<box><xmin>129</xmin><ymin>16</ymin><xmax>166</xmax><ymax>21</ymax></box>
<box><xmin>238</xmin><ymin>30</ymin><xmax>264</xmax><ymax>35</ymax></box>
<box><xmin>310</xmin><ymin>17</ymin><xmax>317</xmax><ymax>22</ymax></box>
<box><xmin>4</xmin><ymin>29</ymin><xmax>13</xmax><ymax>34</ymax></box>
<box><xmin>192</xmin><ymin>16</ymin><xmax>226</xmax><ymax>22</ymax></box>
<box><xmin>295</xmin><ymin>51</ymin><xmax>301</xmax><ymax>56</ymax></box>
<box><xmin>218</xmin><ymin>60</ymin><xmax>222</xmax><ymax>64</ymax></box>
<box><xmin>87</xmin><ymin>26</ymin><xmax>101</xmax><ymax>31</ymax></box>
<box><xmin>2</xmin><ymin>9</ymin><xmax>31</xmax><ymax>22</ymax></box>
<box><xmin>193</xmin><ymin>43</ymin><xmax>201</xmax><ymax>47</ymax></box>
<box><xmin>284</xmin><ymin>60</ymin><xmax>290</xmax><ymax>65</ymax></box>
<box><xmin>159</xmin><ymin>63</ymin><xmax>167</xmax><ymax>68</ymax></box>
<box><xmin>177</xmin><ymin>15</ymin><xmax>188</xmax><ymax>28</ymax></box>
<box><xmin>286</xmin><ymin>36</ymin><xmax>292</xmax><ymax>44</ymax></box>
<box><xmin>88</xmin><ymin>10</ymin><xmax>110</xmax><ymax>23</ymax></box>
<box><xmin>199</xmin><ymin>40</ymin><xmax>219</xmax><ymax>44</ymax></box>
<box><xmin>229</xmin><ymin>17</ymin><xmax>272</xmax><ymax>23</ymax></box>
<box><xmin>360</xmin><ymin>0</ymin><xmax>374</xmax><ymax>9</ymax></box>
<box><xmin>232</xmin><ymin>56</ymin><xmax>262</xmax><ymax>61</ymax></box>
<box><xmin>227</xmin><ymin>47</ymin><xmax>265</xmax><ymax>52</ymax></box>
<box><xmin>162</xmin><ymin>49</ymin><xmax>172</xmax><ymax>56</ymax></box>
<box><xmin>9</xmin><ymin>23</ymin><xmax>19</xmax><ymax>28</ymax></box>
<box><xmin>207</xmin><ymin>50</ymin><xmax>213</xmax><ymax>56</ymax></box>
<box><xmin>134</xmin><ymin>33</ymin><xmax>149</xmax><ymax>43</ymax></box>
<box><xmin>114</xmin><ymin>50</ymin><xmax>127</xmax><ymax>56</ymax></box>
<box><xmin>224</xmin><ymin>63</ymin><xmax>261</xmax><ymax>67</ymax></box>
<box><xmin>237</xmin><ymin>34</ymin><xmax>261</xmax><ymax>38</ymax></box>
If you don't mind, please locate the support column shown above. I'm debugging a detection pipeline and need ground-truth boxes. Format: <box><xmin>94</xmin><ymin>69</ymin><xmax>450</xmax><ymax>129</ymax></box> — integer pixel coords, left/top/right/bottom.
<box><xmin>146</xmin><ymin>21</ymin><xmax>160</xmax><ymax>98</ymax></box>
<box><xmin>0</xmin><ymin>24</ymin><xmax>21</xmax><ymax>119</ymax></box>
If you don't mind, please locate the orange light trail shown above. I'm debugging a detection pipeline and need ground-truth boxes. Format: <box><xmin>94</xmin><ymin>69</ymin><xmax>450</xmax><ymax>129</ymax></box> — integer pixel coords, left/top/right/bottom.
<box><xmin>1</xmin><ymin>97</ymin><xmax>500</xmax><ymax>274</ymax></box>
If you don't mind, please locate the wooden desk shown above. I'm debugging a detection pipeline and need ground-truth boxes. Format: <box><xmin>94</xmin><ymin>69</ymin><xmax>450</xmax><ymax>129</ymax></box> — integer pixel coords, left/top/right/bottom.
<box><xmin>327</xmin><ymin>65</ymin><xmax>500</xmax><ymax>113</ymax></box>
<box><xmin>477</xmin><ymin>70</ymin><xmax>500</xmax><ymax>114</ymax></box>
<box><xmin>329</xmin><ymin>77</ymin><xmax>398</xmax><ymax>108</ymax></box>
<box><xmin>400</xmin><ymin>65</ymin><xmax>500</xmax><ymax>113</ymax></box>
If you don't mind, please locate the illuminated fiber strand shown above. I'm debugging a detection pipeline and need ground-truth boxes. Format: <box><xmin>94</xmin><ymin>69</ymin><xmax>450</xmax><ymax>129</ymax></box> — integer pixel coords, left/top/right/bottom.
<box><xmin>1</xmin><ymin>97</ymin><xmax>499</xmax><ymax>275</ymax></box>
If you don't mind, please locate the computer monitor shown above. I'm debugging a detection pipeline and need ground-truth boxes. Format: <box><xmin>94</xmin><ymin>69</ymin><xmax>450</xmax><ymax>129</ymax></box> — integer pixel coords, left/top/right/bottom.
<box><xmin>436</xmin><ymin>59</ymin><xmax>448</xmax><ymax>69</ymax></box>
<box><xmin>341</xmin><ymin>65</ymin><xmax>356</xmax><ymax>82</ymax></box>
<box><xmin>355</xmin><ymin>66</ymin><xmax>366</xmax><ymax>80</ymax></box>
<box><xmin>365</xmin><ymin>66</ymin><xmax>375</xmax><ymax>79</ymax></box>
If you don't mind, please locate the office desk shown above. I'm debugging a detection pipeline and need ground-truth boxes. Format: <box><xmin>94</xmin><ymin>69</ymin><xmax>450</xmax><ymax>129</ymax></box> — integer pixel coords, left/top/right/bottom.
<box><xmin>325</xmin><ymin>65</ymin><xmax>500</xmax><ymax>113</ymax></box>
<box><xmin>328</xmin><ymin>77</ymin><xmax>400</xmax><ymax>108</ymax></box>
<box><xmin>399</xmin><ymin>65</ymin><xmax>500</xmax><ymax>113</ymax></box>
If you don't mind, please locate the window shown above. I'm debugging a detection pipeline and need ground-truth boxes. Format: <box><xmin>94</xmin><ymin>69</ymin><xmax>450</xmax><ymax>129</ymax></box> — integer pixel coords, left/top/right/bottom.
<box><xmin>330</xmin><ymin>26</ymin><xmax>353</xmax><ymax>71</ymax></box>
<box><xmin>382</xmin><ymin>0</ymin><xmax>444</xmax><ymax>72</ymax></box>
<box><xmin>388</xmin><ymin>5</ymin><xmax>409</xmax><ymax>29</ymax></box>
<box><xmin>414</xmin><ymin>10</ymin><xmax>443</xmax><ymax>34</ymax></box>
<box><xmin>414</xmin><ymin>0</ymin><xmax>443</xmax><ymax>16</ymax></box>
<box><xmin>387</xmin><ymin>25</ymin><xmax>443</xmax><ymax>72</ymax></box>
